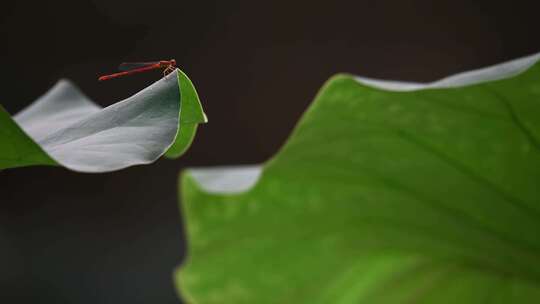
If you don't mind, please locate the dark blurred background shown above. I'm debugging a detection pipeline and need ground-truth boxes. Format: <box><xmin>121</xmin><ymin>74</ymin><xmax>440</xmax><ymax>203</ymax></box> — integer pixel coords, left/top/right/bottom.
<box><xmin>0</xmin><ymin>0</ymin><xmax>539</xmax><ymax>303</ymax></box>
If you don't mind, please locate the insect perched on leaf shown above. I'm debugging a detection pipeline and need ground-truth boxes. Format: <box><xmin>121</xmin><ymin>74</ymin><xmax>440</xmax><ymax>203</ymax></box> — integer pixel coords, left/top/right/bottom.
<box><xmin>98</xmin><ymin>59</ymin><xmax>177</xmax><ymax>81</ymax></box>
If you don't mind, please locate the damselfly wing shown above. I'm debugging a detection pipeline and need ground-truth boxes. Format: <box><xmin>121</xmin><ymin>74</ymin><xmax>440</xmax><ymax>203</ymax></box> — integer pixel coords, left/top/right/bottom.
<box><xmin>98</xmin><ymin>59</ymin><xmax>176</xmax><ymax>81</ymax></box>
<box><xmin>118</xmin><ymin>62</ymin><xmax>161</xmax><ymax>71</ymax></box>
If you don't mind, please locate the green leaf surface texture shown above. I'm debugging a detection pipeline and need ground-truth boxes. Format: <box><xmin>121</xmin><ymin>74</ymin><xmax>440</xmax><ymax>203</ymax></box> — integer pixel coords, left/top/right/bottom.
<box><xmin>177</xmin><ymin>53</ymin><xmax>540</xmax><ymax>303</ymax></box>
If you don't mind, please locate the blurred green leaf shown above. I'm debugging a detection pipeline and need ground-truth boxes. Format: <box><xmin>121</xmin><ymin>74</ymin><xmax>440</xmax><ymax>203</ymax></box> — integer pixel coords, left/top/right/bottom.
<box><xmin>0</xmin><ymin>70</ymin><xmax>206</xmax><ymax>172</ymax></box>
<box><xmin>0</xmin><ymin>105</ymin><xmax>56</xmax><ymax>169</ymax></box>
<box><xmin>177</xmin><ymin>55</ymin><xmax>540</xmax><ymax>303</ymax></box>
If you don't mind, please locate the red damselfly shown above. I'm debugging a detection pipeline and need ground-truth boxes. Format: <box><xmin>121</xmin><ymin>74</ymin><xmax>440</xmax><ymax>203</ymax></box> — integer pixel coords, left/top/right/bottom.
<box><xmin>98</xmin><ymin>59</ymin><xmax>176</xmax><ymax>81</ymax></box>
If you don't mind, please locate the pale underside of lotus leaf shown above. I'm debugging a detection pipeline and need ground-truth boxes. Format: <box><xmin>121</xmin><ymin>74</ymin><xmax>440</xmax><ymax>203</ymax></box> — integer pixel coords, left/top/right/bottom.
<box><xmin>0</xmin><ymin>69</ymin><xmax>206</xmax><ymax>173</ymax></box>
<box><xmin>177</xmin><ymin>53</ymin><xmax>540</xmax><ymax>303</ymax></box>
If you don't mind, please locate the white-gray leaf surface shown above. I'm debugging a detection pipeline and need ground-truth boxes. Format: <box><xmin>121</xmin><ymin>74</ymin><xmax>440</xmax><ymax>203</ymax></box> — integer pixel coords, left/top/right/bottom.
<box><xmin>0</xmin><ymin>69</ymin><xmax>206</xmax><ymax>172</ymax></box>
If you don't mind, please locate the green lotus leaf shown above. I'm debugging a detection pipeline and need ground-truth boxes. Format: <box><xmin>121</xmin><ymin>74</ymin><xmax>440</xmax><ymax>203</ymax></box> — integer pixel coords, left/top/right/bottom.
<box><xmin>0</xmin><ymin>69</ymin><xmax>206</xmax><ymax>172</ymax></box>
<box><xmin>177</xmin><ymin>53</ymin><xmax>540</xmax><ymax>303</ymax></box>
